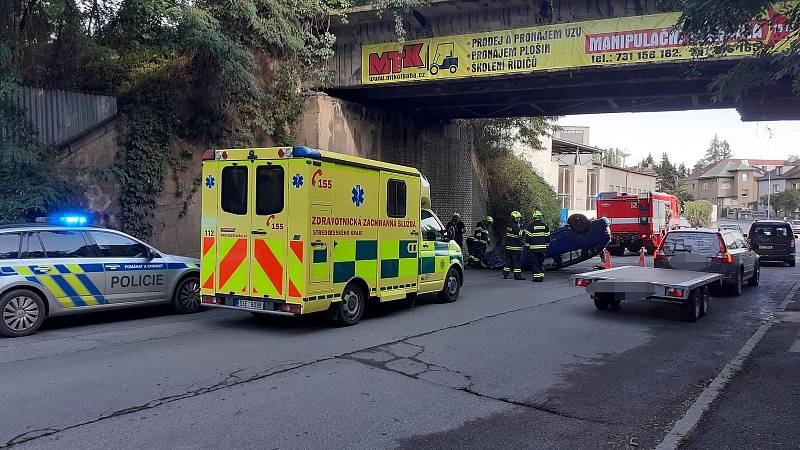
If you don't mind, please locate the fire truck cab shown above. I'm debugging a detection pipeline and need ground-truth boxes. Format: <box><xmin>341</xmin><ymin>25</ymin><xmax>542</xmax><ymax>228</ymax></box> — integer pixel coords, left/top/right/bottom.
<box><xmin>597</xmin><ymin>191</ymin><xmax>680</xmax><ymax>256</ymax></box>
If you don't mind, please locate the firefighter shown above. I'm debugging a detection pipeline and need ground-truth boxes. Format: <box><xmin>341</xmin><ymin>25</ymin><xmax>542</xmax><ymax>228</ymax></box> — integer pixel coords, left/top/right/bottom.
<box><xmin>445</xmin><ymin>212</ymin><xmax>467</xmax><ymax>250</ymax></box>
<box><xmin>504</xmin><ymin>211</ymin><xmax>525</xmax><ymax>280</ymax></box>
<box><xmin>525</xmin><ymin>210</ymin><xmax>551</xmax><ymax>282</ymax></box>
<box><xmin>472</xmin><ymin>215</ymin><xmax>493</xmax><ymax>268</ymax></box>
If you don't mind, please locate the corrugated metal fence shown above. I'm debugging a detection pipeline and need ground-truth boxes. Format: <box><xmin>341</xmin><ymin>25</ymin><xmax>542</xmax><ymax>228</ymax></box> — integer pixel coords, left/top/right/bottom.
<box><xmin>13</xmin><ymin>86</ymin><xmax>117</xmax><ymax>147</ymax></box>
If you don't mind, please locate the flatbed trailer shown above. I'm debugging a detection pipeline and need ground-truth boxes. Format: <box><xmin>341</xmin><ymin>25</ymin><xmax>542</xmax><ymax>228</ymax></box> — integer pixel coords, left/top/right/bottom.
<box><xmin>573</xmin><ymin>266</ymin><xmax>721</xmax><ymax>322</ymax></box>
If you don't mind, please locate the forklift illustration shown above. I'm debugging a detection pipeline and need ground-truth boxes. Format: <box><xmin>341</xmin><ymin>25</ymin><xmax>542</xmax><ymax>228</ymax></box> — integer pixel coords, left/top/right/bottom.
<box><xmin>429</xmin><ymin>42</ymin><xmax>459</xmax><ymax>75</ymax></box>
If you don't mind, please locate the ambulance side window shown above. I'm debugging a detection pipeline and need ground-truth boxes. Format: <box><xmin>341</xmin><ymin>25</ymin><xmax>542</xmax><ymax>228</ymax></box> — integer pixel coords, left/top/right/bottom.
<box><xmin>387</xmin><ymin>179</ymin><xmax>407</xmax><ymax>218</ymax></box>
<box><xmin>255</xmin><ymin>166</ymin><xmax>284</xmax><ymax>215</ymax></box>
<box><xmin>421</xmin><ymin>210</ymin><xmax>443</xmax><ymax>241</ymax></box>
<box><xmin>221</xmin><ymin>166</ymin><xmax>248</xmax><ymax>215</ymax></box>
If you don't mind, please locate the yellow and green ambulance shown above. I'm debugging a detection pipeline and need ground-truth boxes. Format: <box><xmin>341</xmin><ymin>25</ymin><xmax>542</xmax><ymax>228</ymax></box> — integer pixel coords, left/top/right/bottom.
<box><xmin>199</xmin><ymin>146</ymin><xmax>463</xmax><ymax>325</ymax></box>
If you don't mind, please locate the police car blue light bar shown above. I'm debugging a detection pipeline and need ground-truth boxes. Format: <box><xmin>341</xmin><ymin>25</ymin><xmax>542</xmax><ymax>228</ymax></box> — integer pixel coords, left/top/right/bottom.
<box><xmin>58</xmin><ymin>215</ymin><xmax>89</xmax><ymax>225</ymax></box>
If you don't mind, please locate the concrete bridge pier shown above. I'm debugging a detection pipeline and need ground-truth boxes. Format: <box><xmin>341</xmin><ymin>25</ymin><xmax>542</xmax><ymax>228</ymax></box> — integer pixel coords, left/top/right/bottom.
<box><xmin>297</xmin><ymin>93</ymin><xmax>488</xmax><ymax>229</ymax></box>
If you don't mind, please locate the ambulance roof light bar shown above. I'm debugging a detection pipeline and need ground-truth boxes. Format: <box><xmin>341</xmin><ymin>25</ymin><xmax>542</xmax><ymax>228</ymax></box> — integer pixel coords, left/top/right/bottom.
<box><xmin>291</xmin><ymin>146</ymin><xmax>321</xmax><ymax>159</ymax></box>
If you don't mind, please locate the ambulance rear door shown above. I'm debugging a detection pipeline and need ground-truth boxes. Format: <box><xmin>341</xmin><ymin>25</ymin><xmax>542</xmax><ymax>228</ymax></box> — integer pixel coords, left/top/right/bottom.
<box><xmin>249</xmin><ymin>160</ymin><xmax>290</xmax><ymax>301</ymax></box>
<box><xmin>214</xmin><ymin>160</ymin><xmax>252</xmax><ymax>296</ymax></box>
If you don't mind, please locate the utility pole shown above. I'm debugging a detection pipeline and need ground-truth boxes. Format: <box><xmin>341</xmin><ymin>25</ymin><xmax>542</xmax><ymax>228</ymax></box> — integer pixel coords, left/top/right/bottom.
<box><xmin>767</xmin><ymin>170</ymin><xmax>771</xmax><ymax>219</ymax></box>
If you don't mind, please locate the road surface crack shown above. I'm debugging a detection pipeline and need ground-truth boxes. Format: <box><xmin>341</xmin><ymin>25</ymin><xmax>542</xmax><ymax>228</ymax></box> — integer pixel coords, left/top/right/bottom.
<box><xmin>3</xmin><ymin>292</ymin><xmax>582</xmax><ymax>448</ymax></box>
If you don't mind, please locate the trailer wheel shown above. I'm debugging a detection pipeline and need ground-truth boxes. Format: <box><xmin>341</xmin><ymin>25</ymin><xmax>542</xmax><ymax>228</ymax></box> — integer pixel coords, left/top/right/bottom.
<box><xmin>700</xmin><ymin>287</ymin><xmax>709</xmax><ymax>317</ymax></box>
<box><xmin>593</xmin><ymin>295</ymin><xmax>610</xmax><ymax>310</ymax></box>
<box><xmin>685</xmin><ymin>289</ymin><xmax>702</xmax><ymax>322</ymax></box>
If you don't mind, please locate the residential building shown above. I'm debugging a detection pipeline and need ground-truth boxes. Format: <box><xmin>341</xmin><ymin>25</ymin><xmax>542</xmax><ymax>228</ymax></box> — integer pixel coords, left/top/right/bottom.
<box><xmin>554</xmin><ymin>126</ymin><xmax>590</xmax><ymax>145</ymax></box>
<box><xmin>756</xmin><ymin>165</ymin><xmax>800</xmax><ymax>210</ymax></box>
<box><xmin>552</xmin><ymin>137</ymin><xmax>656</xmax><ymax>214</ymax></box>
<box><xmin>687</xmin><ymin>159</ymin><xmax>784</xmax><ymax>212</ymax></box>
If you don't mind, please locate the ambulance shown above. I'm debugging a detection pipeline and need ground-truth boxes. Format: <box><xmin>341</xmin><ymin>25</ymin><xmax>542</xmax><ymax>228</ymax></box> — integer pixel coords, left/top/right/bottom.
<box><xmin>199</xmin><ymin>146</ymin><xmax>464</xmax><ymax>325</ymax></box>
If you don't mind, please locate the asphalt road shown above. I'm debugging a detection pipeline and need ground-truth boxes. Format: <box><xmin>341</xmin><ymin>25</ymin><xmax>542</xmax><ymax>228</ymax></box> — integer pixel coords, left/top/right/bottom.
<box><xmin>0</xmin><ymin>255</ymin><xmax>797</xmax><ymax>449</ymax></box>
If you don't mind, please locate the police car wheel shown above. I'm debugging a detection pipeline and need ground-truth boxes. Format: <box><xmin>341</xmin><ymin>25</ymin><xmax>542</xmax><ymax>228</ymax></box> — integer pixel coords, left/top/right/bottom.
<box><xmin>172</xmin><ymin>277</ymin><xmax>201</xmax><ymax>314</ymax></box>
<box><xmin>336</xmin><ymin>284</ymin><xmax>365</xmax><ymax>326</ymax></box>
<box><xmin>0</xmin><ymin>289</ymin><xmax>46</xmax><ymax>338</ymax></box>
<box><xmin>438</xmin><ymin>268</ymin><xmax>461</xmax><ymax>303</ymax></box>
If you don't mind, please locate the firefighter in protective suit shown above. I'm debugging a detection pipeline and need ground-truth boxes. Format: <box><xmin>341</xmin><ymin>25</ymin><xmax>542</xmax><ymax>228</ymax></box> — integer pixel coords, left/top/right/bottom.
<box><xmin>503</xmin><ymin>211</ymin><xmax>525</xmax><ymax>280</ymax></box>
<box><xmin>525</xmin><ymin>210</ymin><xmax>551</xmax><ymax>282</ymax></box>
<box><xmin>470</xmin><ymin>216</ymin><xmax>493</xmax><ymax>268</ymax></box>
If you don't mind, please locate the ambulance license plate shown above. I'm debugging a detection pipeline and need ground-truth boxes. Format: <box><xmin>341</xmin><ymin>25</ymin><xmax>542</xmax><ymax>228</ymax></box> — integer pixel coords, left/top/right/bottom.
<box><xmin>761</xmin><ymin>245</ymin><xmax>772</xmax><ymax>250</ymax></box>
<box><xmin>238</xmin><ymin>300</ymin><xmax>264</xmax><ymax>310</ymax></box>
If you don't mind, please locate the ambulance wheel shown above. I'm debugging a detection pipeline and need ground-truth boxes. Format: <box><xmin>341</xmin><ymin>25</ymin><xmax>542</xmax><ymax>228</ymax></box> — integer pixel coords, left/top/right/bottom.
<box><xmin>438</xmin><ymin>267</ymin><xmax>461</xmax><ymax>303</ymax></box>
<box><xmin>336</xmin><ymin>283</ymin><xmax>365</xmax><ymax>326</ymax></box>
<box><xmin>0</xmin><ymin>289</ymin><xmax>46</xmax><ymax>337</ymax></box>
<box><xmin>172</xmin><ymin>276</ymin><xmax>201</xmax><ymax>314</ymax></box>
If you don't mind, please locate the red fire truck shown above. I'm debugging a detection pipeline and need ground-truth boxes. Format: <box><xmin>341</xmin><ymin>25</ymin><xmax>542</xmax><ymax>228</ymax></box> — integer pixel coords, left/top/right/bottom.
<box><xmin>597</xmin><ymin>191</ymin><xmax>680</xmax><ymax>256</ymax></box>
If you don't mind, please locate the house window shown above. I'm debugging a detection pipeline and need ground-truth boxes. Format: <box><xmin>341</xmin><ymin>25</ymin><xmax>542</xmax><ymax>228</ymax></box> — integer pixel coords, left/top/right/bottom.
<box><xmin>609</xmin><ymin>185</ymin><xmax>614</xmax><ymax>191</ymax></box>
<box><xmin>701</xmin><ymin>181</ymin><xmax>708</xmax><ymax>190</ymax></box>
<box><xmin>742</xmin><ymin>173</ymin><xmax>749</xmax><ymax>181</ymax></box>
<box><xmin>721</xmin><ymin>180</ymin><xmax>732</xmax><ymax>189</ymax></box>
<box><xmin>742</xmin><ymin>189</ymin><xmax>749</xmax><ymax>197</ymax></box>
<box><xmin>773</xmin><ymin>184</ymin><xmax>780</xmax><ymax>193</ymax></box>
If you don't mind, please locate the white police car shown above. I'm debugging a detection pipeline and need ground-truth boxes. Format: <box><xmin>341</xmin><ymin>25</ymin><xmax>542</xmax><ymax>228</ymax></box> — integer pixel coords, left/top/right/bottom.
<box><xmin>0</xmin><ymin>218</ymin><xmax>201</xmax><ymax>337</ymax></box>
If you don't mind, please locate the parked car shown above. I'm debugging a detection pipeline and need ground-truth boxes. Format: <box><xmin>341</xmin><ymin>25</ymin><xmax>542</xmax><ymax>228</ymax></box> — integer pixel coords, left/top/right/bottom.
<box><xmin>0</xmin><ymin>220</ymin><xmax>201</xmax><ymax>337</ymax></box>
<box><xmin>654</xmin><ymin>228</ymin><xmax>759</xmax><ymax>297</ymax></box>
<box><xmin>747</xmin><ymin>220</ymin><xmax>796</xmax><ymax>267</ymax></box>
<box><xmin>791</xmin><ymin>220</ymin><xmax>800</xmax><ymax>236</ymax></box>
<box><xmin>719</xmin><ymin>223</ymin><xmax>743</xmax><ymax>233</ymax></box>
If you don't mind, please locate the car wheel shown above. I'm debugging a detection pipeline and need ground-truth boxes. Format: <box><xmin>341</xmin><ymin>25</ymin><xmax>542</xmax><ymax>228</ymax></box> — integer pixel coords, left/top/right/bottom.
<box><xmin>729</xmin><ymin>270</ymin><xmax>743</xmax><ymax>297</ymax></box>
<box><xmin>747</xmin><ymin>263</ymin><xmax>760</xmax><ymax>287</ymax></box>
<box><xmin>336</xmin><ymin>283</ymin><xmax>365</xmax><ymax>326</ymax></box>
<box><xmin>172</xmin><ymin>276</ymin><xmax>201</xmax><ymax>314</ymax></box>
<box><xmin>438</xmin><ymin>267</ymin><xmax>461</xmax><ymax>303</ymax></box>
<box><xmin>0</xmin><ymin>289</ymin><xmax>46</xmax><ymax>338</ymax></box>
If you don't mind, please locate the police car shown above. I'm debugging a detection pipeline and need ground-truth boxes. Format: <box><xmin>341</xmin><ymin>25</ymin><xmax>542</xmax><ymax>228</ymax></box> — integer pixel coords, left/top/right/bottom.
<box><xmin>0</xmin><ymin>218</ymin><xmax>201</xmax><ymax>337</ymax></box>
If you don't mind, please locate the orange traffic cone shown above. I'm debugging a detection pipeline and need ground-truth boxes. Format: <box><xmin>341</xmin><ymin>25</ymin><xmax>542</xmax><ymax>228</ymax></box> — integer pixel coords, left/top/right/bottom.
<box><xmin>639</xmin><ymin>247</ymin><xmax>647</xmax><ymax>267</ymax></box>
<box><xmin>604</xmin><ymin>249</ymin><xmax>612</xmax><ymax>269</ymax></box>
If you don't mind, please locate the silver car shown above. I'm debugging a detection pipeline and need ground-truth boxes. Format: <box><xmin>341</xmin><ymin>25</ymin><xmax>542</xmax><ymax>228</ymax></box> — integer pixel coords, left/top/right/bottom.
<box><xmin>654</xmin><ymin>228</ymin><xmax>759</xmax><ymax>297</ymax></box>
<box><xmin>0</xmin><ymin>223</ymin><xmax>201</xmax><ymax>337</ymax></box>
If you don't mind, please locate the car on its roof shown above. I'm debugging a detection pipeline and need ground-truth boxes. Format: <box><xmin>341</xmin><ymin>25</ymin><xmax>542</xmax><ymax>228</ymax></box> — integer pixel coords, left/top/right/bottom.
<box><xmin>0</xmin><ymin>222</ymin><xmax>201</xmax><ymax>337</ymax></box>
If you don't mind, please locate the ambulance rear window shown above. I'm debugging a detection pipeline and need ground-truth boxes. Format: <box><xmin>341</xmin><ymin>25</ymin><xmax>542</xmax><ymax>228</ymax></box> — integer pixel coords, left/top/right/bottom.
<box><xmin>221</xmin><ymin>166</ymin><xmax>248</xmax><ymax>215</ymax></box>
<box><xmin>256</xmin><ymin>166</ymin><xmax>284</xmax><ymax>215</ymax></box>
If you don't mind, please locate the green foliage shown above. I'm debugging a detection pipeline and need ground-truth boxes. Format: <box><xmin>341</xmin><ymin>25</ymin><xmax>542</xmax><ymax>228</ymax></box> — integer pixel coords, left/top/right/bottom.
<box><xmin>685</xmin><ymin>200</ymin><xmax>714</xmax><ymax>228</ymax></box>
<box><xmin>693</xmin><ymin>134</ymin><xmax>733</xmax><ymax>171</ymax></box>
<box><xmin>595</xmin><ymin>148</ymin><xmax>626</xmax><ymax>167</ymax></box>
<box><xmin>363</xmin><ymin>0</ymin><xmax>430</xmax><ymax>39</ymax></box>
<box><xmin>0</xmin><ymin>45</ymin><xmax>78</xmax><ymax>222</ymax></box>
<box><xmin>665</xmin><ymin>0</ymin><xmax>800</xmax><ymax>101</ymax></box>
<box><xmin>469</xmin><ymin>117</ymin><xmax>560</xmax><ymax>233</ymax></box>
<box><xmin>764</xmin><ymin>189</ymin><xmax>800</xmax><ymax>214</ymax></box>
<box><xmin>788</xmin><ymin>154</ymin><xmax>800</xmax><ymax>164</ymax></box>
<box><xmin>652</xmin><ymin>152</ymin><xmax>694</xmax><ymax>205</ymax></box>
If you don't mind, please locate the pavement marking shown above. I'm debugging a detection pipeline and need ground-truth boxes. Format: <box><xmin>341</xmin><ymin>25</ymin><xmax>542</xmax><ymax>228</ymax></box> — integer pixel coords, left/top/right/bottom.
<box><xmin>789</xmin><ymin>339</ymin><xmax>800</xmax><ymax>353</ymax></box>
<box><xmin>655</xmin><ymin>282</ymin><xmax>800</xmax><ymax>450</ymax></box>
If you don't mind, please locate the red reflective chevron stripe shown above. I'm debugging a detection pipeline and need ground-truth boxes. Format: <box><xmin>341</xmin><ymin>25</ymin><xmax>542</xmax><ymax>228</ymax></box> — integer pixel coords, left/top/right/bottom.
<box><xmin>254</xmin><ymin>240</ymin><xmax>283</xmax><ymax>295</ymax></box>
<box><xmin>288</xmin><ymin>279</ymin><xmax>301</xmax><ymax>298</ymax></box>
<box><xmin>202</xmin><ymin>274</ymin><xmax>215</xmax><ymax>290</ymax></box>
<box><xmin>202</xmin><ymin>237</ymin><xmax>215</xmax><ymax>256</ymax></box>
<box><xmin>290</xmin><ymin>240</ymin><xmax>303</xmax><ymax>263</ymax></box>
<box><xmin>218</xmin><ymin>239</ymin><xmax>247</xmax><ymax>289</ymax></box>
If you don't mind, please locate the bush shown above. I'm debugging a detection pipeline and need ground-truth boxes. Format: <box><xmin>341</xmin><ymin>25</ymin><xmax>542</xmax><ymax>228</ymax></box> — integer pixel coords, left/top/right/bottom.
<box><xmin>685</xmin><ymin>200</ymin><xmax>714</xmax><ymax>228</ymax></box>
<box><xmin>485</xmin><ymin>153</ymin><xmax>560</xmax><ymax>234</ymax></box>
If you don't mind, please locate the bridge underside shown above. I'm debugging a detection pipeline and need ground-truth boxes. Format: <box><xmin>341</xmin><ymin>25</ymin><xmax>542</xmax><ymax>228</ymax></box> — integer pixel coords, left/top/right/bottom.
<box><xmin>326</xmin><ymin>61</ymin><xmax>800</xmax><ymax>122</ymax></box>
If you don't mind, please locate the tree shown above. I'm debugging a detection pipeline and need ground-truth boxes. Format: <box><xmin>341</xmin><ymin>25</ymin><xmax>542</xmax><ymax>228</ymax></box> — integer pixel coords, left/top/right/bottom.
<box><xmin>470</xmin><ymin>117</ymin><xmax>560</xmax><ymax>234</ymax></box>
<box><xmin>788</xmin><ymin>154</ymin><xmax>800</xmax><ymax>165</ymax></box>
<box><xmin>596</xmin><ymin>147</ymin><xmax>625</xmax><ymax>167</ymax></box>
<box><xmin>665</xmin><ymin>1</ymin><xmax>800</xmax><ymax>102</ymax></box>
<box><xmin>640</xmin><ymin>153</ymin><xmax>656</xmax><ymax>169</ymax></box>
<box><xmin>685</xmin><ymin>200</ymin><xmax>714</xmax><ymax>228</ymax></box>
<box><xmin>656</xmin><ymin>152</ymin><xmax>678</xmax><ymax>193</ymax></box>
<box><xmin>770</xmin><ymin>189</ymin><xmax>800</xmax><ymax>215</ymax></box>
<box><xmin>704</xmin><ymin>134</ymin><xmax>733</xmax><ymax>163</ymax></box>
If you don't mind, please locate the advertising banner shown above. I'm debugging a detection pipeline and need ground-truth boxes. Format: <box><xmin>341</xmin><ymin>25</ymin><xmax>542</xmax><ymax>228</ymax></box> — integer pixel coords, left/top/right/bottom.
<box><xmin>362</xmin><ymin>9</ymin><xmax>794</xmax><ymax>85</ymax></box>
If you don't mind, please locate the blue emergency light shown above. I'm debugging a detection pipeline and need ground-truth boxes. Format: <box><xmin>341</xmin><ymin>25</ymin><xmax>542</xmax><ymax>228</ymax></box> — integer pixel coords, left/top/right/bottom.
<box><xmin>291</xmin><ymin>146</ymin><xmax>322</xmax><ymax>159</ymax></box>
<box><xmin>57</xmin><ymin>215</ymin><xmax>89</xmax><ymax>226</ymax></box>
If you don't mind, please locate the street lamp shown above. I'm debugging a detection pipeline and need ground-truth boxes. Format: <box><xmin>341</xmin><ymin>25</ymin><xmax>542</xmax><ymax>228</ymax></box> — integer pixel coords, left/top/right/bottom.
<box><xmin>767</xmin><ymin>170</ymin><xmax>771</xmax><ymax>219</ymax></box>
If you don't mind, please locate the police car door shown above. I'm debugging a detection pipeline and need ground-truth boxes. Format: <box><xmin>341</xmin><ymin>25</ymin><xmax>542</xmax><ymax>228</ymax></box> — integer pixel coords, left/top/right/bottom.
<box><xmin>28</xmin><ymin>230</ymin><xmax>108</xmax><ymax>308</ymax></box>
<box><xmin>87</xmin><ymin>231</ymin><xmax>168</xmax><ymax>304</ymax></box>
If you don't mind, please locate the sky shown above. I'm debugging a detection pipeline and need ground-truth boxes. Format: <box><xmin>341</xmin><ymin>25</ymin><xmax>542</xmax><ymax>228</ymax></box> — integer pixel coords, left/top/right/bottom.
<box><xmin>558</xmin><ymin>109</ymin><xmax>800</xmax><ymax>169</ymax></box>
